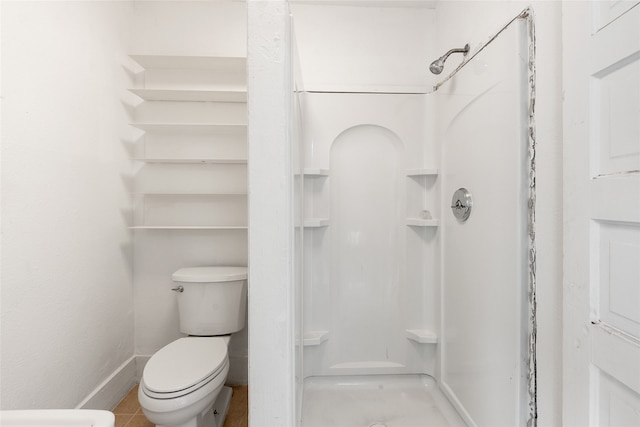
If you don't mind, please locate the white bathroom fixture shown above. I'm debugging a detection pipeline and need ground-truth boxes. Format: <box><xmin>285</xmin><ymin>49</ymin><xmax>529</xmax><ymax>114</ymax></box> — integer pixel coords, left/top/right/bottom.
<box><xmin>138</xmin><ymin>266</ymin><xmax>247</xmax><ymax>427</ymax></box>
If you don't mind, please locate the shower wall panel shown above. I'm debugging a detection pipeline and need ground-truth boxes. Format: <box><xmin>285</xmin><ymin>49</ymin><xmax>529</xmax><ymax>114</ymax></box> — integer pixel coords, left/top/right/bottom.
<box><xmin>301</xmin><ymin>93</ymin><xmax>439</xmax><ymax>378</ymax></box>
<box><xmin>439</xmin><ymin>22</ymin><xmax>529</xmax><ymax>426</ymax></box>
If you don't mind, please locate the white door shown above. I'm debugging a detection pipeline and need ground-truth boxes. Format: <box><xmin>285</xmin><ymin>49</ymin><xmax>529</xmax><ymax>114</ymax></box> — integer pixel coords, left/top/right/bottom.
<box><xmin>563</xmin><ymin>2</ymin><xmax>640</xmax><ymax>426</ymax></box>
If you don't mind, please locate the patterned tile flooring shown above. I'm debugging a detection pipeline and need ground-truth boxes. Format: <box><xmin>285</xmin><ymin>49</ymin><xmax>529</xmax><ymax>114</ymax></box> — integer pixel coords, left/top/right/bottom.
<box><xmin>113</xmin><ymin>384</ymin><xmax>248</xmax><ymax>427</ymax></box>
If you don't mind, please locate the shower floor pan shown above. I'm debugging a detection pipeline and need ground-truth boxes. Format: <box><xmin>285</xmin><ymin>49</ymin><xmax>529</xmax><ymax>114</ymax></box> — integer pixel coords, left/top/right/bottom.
<box><xmin>301</xmin><ymin>375</ymin><xmax>465</xmax><ymax>427</ymax></box>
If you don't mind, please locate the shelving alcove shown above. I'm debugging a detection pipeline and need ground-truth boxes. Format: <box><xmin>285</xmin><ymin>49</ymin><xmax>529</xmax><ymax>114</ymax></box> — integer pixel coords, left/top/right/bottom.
<box><xmin>128</xmin><ymin>55</ymin><xmax>248</xmax><ymax>231</ymax></box>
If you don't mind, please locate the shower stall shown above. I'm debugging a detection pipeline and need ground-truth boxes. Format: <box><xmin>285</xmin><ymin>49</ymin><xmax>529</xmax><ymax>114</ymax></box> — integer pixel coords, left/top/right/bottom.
<box><xmin>249</xmin><ymin>2</ymin><xmax>537</xmax><ymax>426</ymax></box>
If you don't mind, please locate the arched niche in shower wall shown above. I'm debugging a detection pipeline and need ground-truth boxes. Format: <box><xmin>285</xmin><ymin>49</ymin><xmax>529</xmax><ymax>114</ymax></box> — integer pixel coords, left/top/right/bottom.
<box><xmin>323</xmin><ymin>124</ymin><xmax>410</xmax><ymax>375</ymax></box>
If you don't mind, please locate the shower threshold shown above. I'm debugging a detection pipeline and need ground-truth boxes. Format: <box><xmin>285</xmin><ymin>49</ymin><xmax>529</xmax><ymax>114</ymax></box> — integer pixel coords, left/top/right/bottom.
<box><xmin>301</xmin><ymin>374</ymin><xmax>465</xmax><ymax>427</ymax></box>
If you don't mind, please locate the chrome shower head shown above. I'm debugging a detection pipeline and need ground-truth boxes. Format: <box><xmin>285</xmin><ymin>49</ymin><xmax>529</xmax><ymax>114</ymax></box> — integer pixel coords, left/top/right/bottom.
<box><xmin>429</xmin><ymin>43</ymin><xmax>470</xmax><ymax>75</ymax></box>
<box><xmin>429</xmin><ymin>59</ymin><xmax>445</xmax><ymax>75</ymax></box>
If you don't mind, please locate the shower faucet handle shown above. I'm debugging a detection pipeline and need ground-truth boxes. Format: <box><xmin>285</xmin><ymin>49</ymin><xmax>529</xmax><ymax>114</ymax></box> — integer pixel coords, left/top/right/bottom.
<box><xmin>451</xmin><ymin>188</ymin><xmax>473</xmax><ymax>222</ymax></box>
<box><xmin>451</xmin><ymin>200</ymin><xmax>469</xmax><ymax>210</ymax></box>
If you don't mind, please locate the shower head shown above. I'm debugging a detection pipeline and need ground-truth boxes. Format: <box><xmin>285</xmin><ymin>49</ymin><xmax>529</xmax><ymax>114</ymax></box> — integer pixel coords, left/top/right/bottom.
<box><xmin>429</xmin><ymin>43</ymin><xmax>470</xmax><ymax>75</ymax></box>
<box><xmin>429</xmin><ymin>59</ymin><xmax>445</xmax><ymax>75</ymax></box>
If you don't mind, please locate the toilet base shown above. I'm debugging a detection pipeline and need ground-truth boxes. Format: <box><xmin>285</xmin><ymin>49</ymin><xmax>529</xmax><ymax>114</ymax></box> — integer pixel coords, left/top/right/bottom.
<box><xmin>153</xmin><ymin>386</ymin><xmax>232</xmax><ymax>427</ymax></box>
<box><xmin>212</xmin><ymin>386</ymin><xmax>233</xmax><ymax>427</ymax></box>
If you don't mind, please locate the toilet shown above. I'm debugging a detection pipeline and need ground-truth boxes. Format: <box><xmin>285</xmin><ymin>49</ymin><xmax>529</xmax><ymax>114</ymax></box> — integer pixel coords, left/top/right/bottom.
<box><xmin>138</xmin><ymin>266</ymin><xmax>247</xmax><ymax>427</ymax></box>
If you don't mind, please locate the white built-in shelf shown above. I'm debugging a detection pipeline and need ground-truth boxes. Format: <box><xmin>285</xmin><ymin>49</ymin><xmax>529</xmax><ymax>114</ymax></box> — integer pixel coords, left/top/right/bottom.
<box><xmin>406</xmin><ymin>218</ymin><xmax>439</xmax><ymax>227</ymax></box>
<box><xmin>406</xmin><ymin>168</ymin><xmax>439</xmax><ymax>177</ymax></box>
<box><xmin>129</xmin><ymin>225</ymin><xmax>247</xmax><ymax>230</ymax></box>
<box><xmin>130</xmin><ymin>55</ymin><xmax>246</xmax><ymax>71</ymax></box>
<box><xmin>130</xmin><ymin>123</ymin><xmax>247</xmax><ymax>134</ymax></box>
<box><xmin>304</xmin><ymin>330</ymin><xmax>329</xmax><ymax>346</ymax></box>
<box><xmin>134</xmin><ymin>158</ymin><xmax>247</xmax><ymax>164</ymax></box>
<box><xmin>129</xmin><ymin>88</ymin><xmax>246</xmax><ymax>103</ymax></box>
<box><xmin>135</xmin><ymin>192</ymin><xmax>247</xmax><ymax>196</ymax></box>
<box><xmin>129</xmin><ymin>54</ymin><xmax>248</xmax><ymax>233</ymax></box>
<box><xmin>405</xmin><ymin>329</ymin><xmax>438</xmax><ymax>344</ymax></box>
<box><xmin>304</xmin><ymin>218</ymin><xmax>329</xmax><ymax>228</ymax></box>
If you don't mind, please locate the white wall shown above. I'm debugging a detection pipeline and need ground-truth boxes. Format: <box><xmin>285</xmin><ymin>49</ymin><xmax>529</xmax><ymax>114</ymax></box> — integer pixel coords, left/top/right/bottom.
<box><xmin>434</xmin><ymin>2</ymin><xmax>563</xmax><ymax>426</ymax></box>
<box><xmin>129</xmin><ymin>0</ymin><xmax>249</xmax><ymax>384</ymax></box>
<box><xmin>1</xmin><ymin>1</ymin><xmax>135</xmax><ymax>409</ymax></box>
<box><xmin>130</xmin><ymin>0</ymin><xmax>246</xmax><ymax>57</ymax></box>
<box><xmin>247</xmin><ymin>1</ymin><xmax>296</xmax><ymax>425</ymax></box>
<box><xmin>290</xmin><ymin>2</ymin><xmax>438</xmax><ymax>92</ymax></box>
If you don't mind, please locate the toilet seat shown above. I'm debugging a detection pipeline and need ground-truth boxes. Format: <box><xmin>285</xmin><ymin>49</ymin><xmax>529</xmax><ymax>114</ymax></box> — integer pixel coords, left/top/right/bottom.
<box><xmin>141</xmin><ymin>337</ymin><xmax>228</xmax><ymax>399</ymax></box>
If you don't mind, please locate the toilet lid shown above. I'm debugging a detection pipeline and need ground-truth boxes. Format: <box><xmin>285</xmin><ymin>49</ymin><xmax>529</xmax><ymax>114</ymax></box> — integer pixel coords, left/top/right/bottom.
<box><xmin>143</xmin><ymin>337</ymin><xmax>227</xmax><ymax>394</ymax></box>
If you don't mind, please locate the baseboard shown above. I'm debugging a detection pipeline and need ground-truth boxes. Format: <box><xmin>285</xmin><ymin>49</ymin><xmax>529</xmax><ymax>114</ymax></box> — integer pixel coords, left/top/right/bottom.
<box><xmin>77</xmin><ymin>353</ymin><xmax>246</xmax><ymax>411</ymax></box>
<box><xmin>77</xmin><ymin>356</ymin><xmax>138</xmax><ymax>410</ymax></box>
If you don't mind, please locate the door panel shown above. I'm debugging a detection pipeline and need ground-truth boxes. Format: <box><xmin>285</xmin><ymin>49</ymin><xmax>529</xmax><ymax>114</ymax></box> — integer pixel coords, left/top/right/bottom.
<box><xmin>597</xmin><ymin>224</ymin><xmax>640</xmax><ymax>338</ymax></box>
<box><xmin>563</xmin><ymin>2</ymin><xmax>640</xmax><ymax>425</ymax></box>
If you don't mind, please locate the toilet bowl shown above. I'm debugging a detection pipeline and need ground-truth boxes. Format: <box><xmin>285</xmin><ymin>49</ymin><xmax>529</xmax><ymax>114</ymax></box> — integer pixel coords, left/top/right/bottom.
<box><xmin>138</xmin><ymin>266</ymin><xmax>247</xmax><ymax>427</ymax></box>
<box><xmin>139</xmin><ymin>337</ymin><xmax>230</xmax><ymax>427</ymax></box>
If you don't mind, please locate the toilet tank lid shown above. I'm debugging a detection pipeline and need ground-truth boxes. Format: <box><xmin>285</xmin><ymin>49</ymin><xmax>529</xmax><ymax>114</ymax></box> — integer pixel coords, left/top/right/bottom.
<box><xmin>172</xmin><ymin>266</ymin><xmax>247</xmax><ymax>283</ymax></box>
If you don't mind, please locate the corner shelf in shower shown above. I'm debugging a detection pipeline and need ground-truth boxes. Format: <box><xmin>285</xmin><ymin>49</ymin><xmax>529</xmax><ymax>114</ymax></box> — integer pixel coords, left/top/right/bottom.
<box><xmin>129</xmin><ymin>88</ymin><xmax>247</xmax><ymax>103</ymax></box>
<box><xmin>295</xmin><ymin>169</ymin><xmax>329</xmax><ymax>178</ymax></box>
<box><xmin>406</xmin><ymin>218</ymin><xmax>439</xmax><ymax>227</ymax></box>
<box><xmin>405</xmin><ymin>329</ymin><xmax>438</xmax><ymax>344</ymax></box>
<box><xmin>405</xmin><ymin>168</ymin><xmax>439</xmax><ymax>177</ymax></box>
<box><xmin>303</xmin><ymin>330</ymin><xmax>329</xmax><ymax>346</ymax></box>
<box><xmin>303</xmin><ymin>168</ymin><xmax>329</xmax><ymax>177</ymax></box>
<box><xmin>303</xmin><ymin>218</ymin><xmax>329</xmax><ymax>228</ymax></box>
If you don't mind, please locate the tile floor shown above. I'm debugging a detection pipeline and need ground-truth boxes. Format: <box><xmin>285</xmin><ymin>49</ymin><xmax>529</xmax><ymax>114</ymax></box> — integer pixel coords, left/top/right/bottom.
<box><xmin>113</xmin><ymin>384</ymin><xmax>248</xmax><ymax>427</ymax></box>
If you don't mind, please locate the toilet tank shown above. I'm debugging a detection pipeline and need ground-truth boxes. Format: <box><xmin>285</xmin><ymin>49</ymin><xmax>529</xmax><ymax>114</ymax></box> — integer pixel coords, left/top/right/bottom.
<box><xmin>172</xmin><ymin>266</ymin><xmax>248</xmax><ymax>336</ymax></box>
